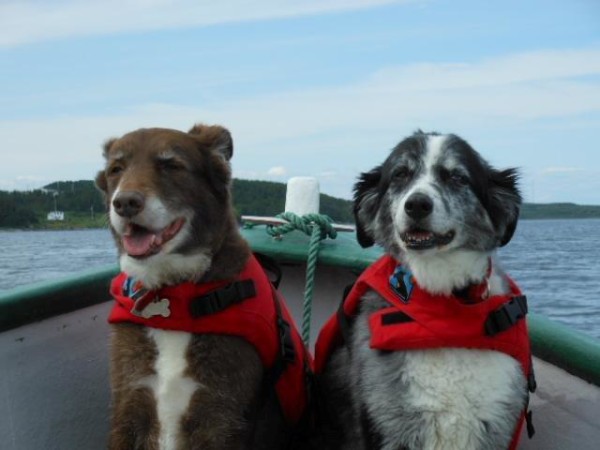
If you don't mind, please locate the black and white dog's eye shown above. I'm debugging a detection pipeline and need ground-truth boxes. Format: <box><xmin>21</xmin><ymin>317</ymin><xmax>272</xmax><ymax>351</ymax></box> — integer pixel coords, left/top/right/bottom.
<box><xmin>450</xmin><ymin>171</ymin><xmax>468</xmax><ymax>185</ymax></box>
<box><xmin>393</xmin><ymin>167</ymin><xmax>412</xmax><ymax>181</ymax></box>
<box><xmin>439</xmin><ymin>168</ymin><xmax>468</xmax><ymax>186</ymax></box>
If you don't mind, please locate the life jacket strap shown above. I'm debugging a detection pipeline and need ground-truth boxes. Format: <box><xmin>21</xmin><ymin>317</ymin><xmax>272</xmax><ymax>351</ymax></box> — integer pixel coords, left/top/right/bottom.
<box><xmin>381</xmin><ymin>311</ymin><xmax>414</xmax><ymax>325</ymax></box>
<box><xmin>264</xmin><ymin>288</ymin><xmax>297</xmax><ymax>387</ymax></box>
<box><xmin>526</xmin><ymin>409</ymin><xmax>535</xmax><ymax>438</ymax></box>
<box><xmin>484</xmin><ymin>295</ymin><xmax>528</xmax><ymax>336</ymax></box>
<box><xmin>189</xmin><ymin>279</ymin><xmax>256</xmax><ymax>317</ymax></box>
<box><xmin>337</xmin><ymin>283</ymin><xmax>356</xmax><ymax>344</ymax></box>
<box><xmin>254</xmin><ymin>252</ymin><xmax>283</xmax><ymax>289</ymax></box>
<box><xmin>528</xmin><ymin>370</ymin><xmax>537</xmax><ymax>393</ymax></box>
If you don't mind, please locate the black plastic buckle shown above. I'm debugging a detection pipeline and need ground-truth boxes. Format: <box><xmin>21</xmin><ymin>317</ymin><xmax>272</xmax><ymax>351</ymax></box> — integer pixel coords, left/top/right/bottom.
<box><xmin>484</xmin><ymin>295</ymin><xmax>528</xmax><ymax>336</ymax></box>
<box><xmin>190</xmin><ymin>280</ymin><xmax>256</xmax><ymax>317</ymax></box>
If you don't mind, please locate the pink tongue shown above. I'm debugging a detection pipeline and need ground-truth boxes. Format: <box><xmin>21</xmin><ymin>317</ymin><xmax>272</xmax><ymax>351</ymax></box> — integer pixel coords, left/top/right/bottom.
<box><xmin>122</xmin><ymin>232</ymin><xmax>156</xmax><ymax>257</ymax></box>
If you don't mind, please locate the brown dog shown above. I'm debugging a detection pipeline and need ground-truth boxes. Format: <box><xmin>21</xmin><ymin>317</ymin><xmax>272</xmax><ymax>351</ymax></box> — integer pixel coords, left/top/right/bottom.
<box><xmin>96</xmin><ymin>124</ymin><xmax>309</xmax><ymax>450</ymax></box>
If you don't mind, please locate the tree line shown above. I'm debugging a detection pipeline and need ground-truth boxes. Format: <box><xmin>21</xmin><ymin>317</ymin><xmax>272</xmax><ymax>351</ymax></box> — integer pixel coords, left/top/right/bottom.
<box><xmin>2</xmin><ymin>179</ymin><xmax>599</xmax><ymax>229</ymax></box>
<box><xmin>0</xmin><ymin>179</ymin><xmax>354</xmax><ymax>228</ymax></box>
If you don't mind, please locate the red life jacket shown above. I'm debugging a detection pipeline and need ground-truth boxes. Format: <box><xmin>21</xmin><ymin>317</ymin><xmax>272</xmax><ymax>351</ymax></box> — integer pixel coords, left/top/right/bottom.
<box><xmin>315</xmin><ymin>254</ymin><xmax>536</xmax><ymax>450</ymax></box>
<box><xmin>109</xmin><ymin>254</ymin><xmax>311</xmax><ymax>425</ymax></box>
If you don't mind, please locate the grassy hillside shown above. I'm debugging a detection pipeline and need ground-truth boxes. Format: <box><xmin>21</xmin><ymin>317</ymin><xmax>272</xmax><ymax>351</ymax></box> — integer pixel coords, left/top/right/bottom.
<box><xmin>1</xmin><ymin>179</ymin><xmax>598</xmax><ymax>229</ymax></box>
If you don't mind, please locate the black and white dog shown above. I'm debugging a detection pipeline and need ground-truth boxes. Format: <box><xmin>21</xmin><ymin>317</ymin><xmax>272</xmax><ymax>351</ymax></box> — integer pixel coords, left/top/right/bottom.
<box><xmin>319</xmin><ymin>131</ymin><xmax>528</xmax><ymax>450</ymax></box>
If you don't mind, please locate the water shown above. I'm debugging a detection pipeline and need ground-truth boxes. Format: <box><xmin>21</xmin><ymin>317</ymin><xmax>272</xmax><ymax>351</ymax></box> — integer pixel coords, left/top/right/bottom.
<box><xmin>500</xmin><ymin>219</ymin><xmax>600</xmax><ymax>340</ymax></box>
<box><xmin>0</xmin><ymin>229</ymin><xmax>117</xmax><ymax>289</ymax></box>
<box><xmin>0</xmin><ymin>220</ymin><xmax>599</xmax><ymax>340</ymax></box>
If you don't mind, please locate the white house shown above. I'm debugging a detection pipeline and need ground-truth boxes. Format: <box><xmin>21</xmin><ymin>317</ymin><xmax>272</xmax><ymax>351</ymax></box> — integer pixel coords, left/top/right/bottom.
<box><xmin>47</xmin><ymin>211</ymin><xmax>65</xmax><ymax>221</ymax></box>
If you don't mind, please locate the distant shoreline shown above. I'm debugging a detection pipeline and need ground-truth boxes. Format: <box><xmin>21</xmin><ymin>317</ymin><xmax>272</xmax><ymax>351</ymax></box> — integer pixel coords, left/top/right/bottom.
<box><xmin>0</xmin><ymin>226</ymin><xmax>108</xmax><ymax>232</ymax></box>
<box><xmin>2</xmin><ymin>215</ymin><xmax>600</xmax><ymax>232</ymax></box>
<box><xmin>2</xmin><ymin>179</ymin><xmax>600</xmax><ymax>228</ymax></box>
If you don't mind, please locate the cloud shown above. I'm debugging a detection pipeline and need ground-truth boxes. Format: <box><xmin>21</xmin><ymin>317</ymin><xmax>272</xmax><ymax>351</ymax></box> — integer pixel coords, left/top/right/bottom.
<box><xmin>0</xmin><ymin>0</ymin><xmax>406</xmax><ymax>47</ymax></box>
<box><xmin>318</xmin><ymin>171</ymin><xmax>338</xmax><ymax>178</ymax></box>
<box><xmin>16</xmin><ymin>175</ymin><xmax>49</xmax><ymax>182</ymax></box>
<box><xmin>1</xmin><ymin>47</ymin><xmax>599</xmax><ymax>201</ymax></box>
<box><xmin>529</xmin><ymin>168</ymin><xmax>600</xmax><ymax>204</ymax></box>
<box><xmin>368</xmin><ymin>49</ymin><xmax>600</xmax><ymax>91</ymax></box>
<box><xmin>232</xmin><ymin>169</ymin><xmax>260</xmax><ymax>180</ymax></box>
<box><xmin>0</xmin><ymin>175</ymin><xmax>53</xmax><ymax>191</ymax></box>
<box><xmin>267</xmin><ymin>166</ymin><xmax>287</xmax><ymax>177</ymax></box>
<box><xmin>540</xmin><ymin>167</ymin><xmax>585</xmax><ymax>175</ymax></box>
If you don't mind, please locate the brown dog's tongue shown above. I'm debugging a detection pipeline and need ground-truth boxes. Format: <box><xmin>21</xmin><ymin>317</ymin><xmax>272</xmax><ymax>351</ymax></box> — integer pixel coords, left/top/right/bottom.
<box><xmin>122</xmin><ymin>227</ymin><xmax>156</xmax><ymax>257</ymax></box>
<box><xmin>121</xmin><ymin>219</ymin><xmax>185</xmax><ymax>258</ymax></box>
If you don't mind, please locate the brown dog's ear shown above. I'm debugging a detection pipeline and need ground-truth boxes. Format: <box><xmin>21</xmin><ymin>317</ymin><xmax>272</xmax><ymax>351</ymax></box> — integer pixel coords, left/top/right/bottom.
<box><xmin>95</xmin><ymin>138</ymin><xmax>116</xmax><ymax>194</ymax></box>
<box><xmin>95</xmin><ymin>170</ymin><xmax>107</xmax><ymax>193</ymax></box>
<box><xmin>353</xmin><ymin>165</ymin><xmax>383</xmax><ymax>248</ymax></box>
<box><xmin>188</xmin><ymin>123</ymin><xmax>233</xmax><ymax>161</ymax></box>
<box><xmin>102</xmin><ymin>138</ymin><xmax>117</xmax><ymax>158</ymax></box>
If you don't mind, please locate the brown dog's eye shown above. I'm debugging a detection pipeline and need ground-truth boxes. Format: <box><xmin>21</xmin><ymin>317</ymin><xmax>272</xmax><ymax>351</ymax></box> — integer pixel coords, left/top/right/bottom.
<box><xmin>108</xmin><ymin>164</ymin><xmax>123</xmax><ymax>176</ymax></box>
<box><xmin>157</xmin><ymin>159</ymin><xmax>185</xmax><ymax>171</ymax></box>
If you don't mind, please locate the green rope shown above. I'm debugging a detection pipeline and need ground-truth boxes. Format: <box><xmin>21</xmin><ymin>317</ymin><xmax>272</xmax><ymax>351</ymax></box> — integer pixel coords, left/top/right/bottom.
<box><xmin>266</xmin><ymin>212</ymin><xmax>337</xmax><ymax>347</ymax></box>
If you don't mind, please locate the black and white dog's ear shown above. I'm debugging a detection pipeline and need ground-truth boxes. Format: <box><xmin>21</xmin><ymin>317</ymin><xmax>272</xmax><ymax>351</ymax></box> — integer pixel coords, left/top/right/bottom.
<box><xmin>353</xmin><ymin>165</ymin><xmax>383</xmax><ymax>248</ymax></box>
<box><xmin>487</xmin><ymin>168</ymin><xmax>521</xmax><ymax>247</ymax></box>
<box><xmin>188</xmin><ymin>123</ymin><xmax>233</xmax><ymax>161</ymax></box>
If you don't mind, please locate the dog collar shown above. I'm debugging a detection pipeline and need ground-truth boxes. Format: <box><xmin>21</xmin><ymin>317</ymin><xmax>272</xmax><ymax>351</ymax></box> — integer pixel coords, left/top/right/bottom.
<box><xmin>389</xmin><ymin>258</ymin><xmax>493</xmax><ymax>305</ymax></box>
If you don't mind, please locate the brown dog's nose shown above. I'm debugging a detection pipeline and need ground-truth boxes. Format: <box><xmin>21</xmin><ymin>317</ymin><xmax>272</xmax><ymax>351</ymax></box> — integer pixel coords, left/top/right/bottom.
<box><xmin>405</xmin><ymin>193</ymin><xmax>433</xmax><ymax>220</ymax></box>
<box><xmin>112</xmin><ymin>191</ymin><xmax>145</xmax><ymax>218</ymax></box>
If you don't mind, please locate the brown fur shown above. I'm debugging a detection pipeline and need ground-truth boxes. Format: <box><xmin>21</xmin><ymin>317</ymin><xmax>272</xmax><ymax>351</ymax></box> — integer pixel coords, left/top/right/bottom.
<box><xmin>181</xmin><ymin>335</ymin><xmax>264</xmax><ymax>449</ymax></box>
<box><xmin>97</xmin><ymin>124</ymin><xmax>288</xmax><ymax>449</ymax></box>
<box><xmin>109</xmin><ymin>324</ymin><xmax>160</xmax><ymax>450</ymax></box>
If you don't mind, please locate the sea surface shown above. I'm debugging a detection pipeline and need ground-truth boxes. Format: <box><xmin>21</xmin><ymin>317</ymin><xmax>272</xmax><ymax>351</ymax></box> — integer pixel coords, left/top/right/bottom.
<box><xmin>0</xmin><ymin>220</ymin><xmax>599</xmax><ymax>340</ymax></box>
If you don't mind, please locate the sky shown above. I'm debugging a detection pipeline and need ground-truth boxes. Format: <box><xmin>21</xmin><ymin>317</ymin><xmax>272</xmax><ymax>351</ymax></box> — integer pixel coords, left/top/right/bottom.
<box><xmin>1</xmin><ymin>0</ymin><xmax>599</xmax><ymax>204</ymax></box>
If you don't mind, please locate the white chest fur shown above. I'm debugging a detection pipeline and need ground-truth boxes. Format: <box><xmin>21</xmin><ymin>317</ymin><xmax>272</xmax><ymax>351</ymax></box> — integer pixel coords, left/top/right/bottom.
<box><xmin>145</xmin><ymin>329</ymin><xmax>200</xmax><ymax>450</ymax></box>
<box><xmin>400</xmin><ymin>349</ymin><xmax>524</xmax><ymax>450</ymax></box>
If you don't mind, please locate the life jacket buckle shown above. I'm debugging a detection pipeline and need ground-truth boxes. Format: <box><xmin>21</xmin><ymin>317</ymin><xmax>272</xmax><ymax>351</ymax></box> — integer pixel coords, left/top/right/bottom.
<box><xmin>484</xmin><ymin>295</ymin><xmax>528</xmax><ymax>336</ymax></box>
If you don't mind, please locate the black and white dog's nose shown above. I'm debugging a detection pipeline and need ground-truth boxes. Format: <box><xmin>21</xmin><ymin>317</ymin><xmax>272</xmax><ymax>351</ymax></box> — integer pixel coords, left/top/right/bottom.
<box><xmin>404</xmin><ymin>193</ymin><xmax>433</xmax><ymax>220</ymax></box>
<box><xmin>112</xmin><ymin>191</ymin><xmax>145</xmax><ymax>218</ymax></box>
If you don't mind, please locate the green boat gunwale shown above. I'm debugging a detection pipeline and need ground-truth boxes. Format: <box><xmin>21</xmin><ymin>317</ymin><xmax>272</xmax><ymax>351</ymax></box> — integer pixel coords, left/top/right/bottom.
<box><xmin>1</xmin><ymin>227</ymin><xmax>599</xmax><ymax>387</ymax></box>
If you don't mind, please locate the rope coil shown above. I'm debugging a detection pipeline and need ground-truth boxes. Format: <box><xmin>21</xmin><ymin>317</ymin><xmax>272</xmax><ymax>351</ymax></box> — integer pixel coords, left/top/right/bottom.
<box><xmin>266</xmin><ymin>212</ymin><xmax>337</xmax><ymax>347</ymax></box>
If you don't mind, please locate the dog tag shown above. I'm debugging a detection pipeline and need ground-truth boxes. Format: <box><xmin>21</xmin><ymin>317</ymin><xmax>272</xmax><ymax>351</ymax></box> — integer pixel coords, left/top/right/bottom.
<box><xmin>132</xmin><ymin>298</ymin><xmax>171</xmax><ymax>319</ymax></box>
<box><xmin>389</xmin><ymin>266</ymin><xmax>414</xmax><ymax>303</ymax></box>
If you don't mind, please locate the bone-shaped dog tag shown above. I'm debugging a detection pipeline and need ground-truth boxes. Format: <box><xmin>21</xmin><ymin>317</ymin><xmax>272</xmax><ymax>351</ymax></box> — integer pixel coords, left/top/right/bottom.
<box><xmin>135</xmin><ymin>298</ymin><xmax>171</xmax><ymax>319</ymax></box>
